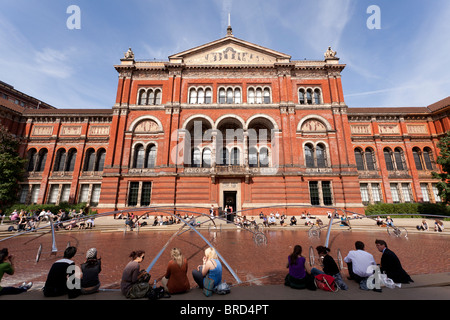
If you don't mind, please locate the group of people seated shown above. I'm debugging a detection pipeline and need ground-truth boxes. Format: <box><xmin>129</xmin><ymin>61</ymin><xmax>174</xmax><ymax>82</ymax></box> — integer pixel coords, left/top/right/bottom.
<box><xmin>285</xmin><ymin>239</ymin><xmax>414</xmax><ymax>292</ymax></box>
<box><xmin>3</xmin><ymin>208</ymin><xmax>93</xmax><ymax>232</ymax></box>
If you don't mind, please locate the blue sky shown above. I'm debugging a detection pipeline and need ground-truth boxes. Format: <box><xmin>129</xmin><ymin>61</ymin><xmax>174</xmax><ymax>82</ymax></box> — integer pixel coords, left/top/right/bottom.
<box><xmin>0</xmin><ymin>0</ymin><xmax>449</xmax><ymax>109</ymax></box>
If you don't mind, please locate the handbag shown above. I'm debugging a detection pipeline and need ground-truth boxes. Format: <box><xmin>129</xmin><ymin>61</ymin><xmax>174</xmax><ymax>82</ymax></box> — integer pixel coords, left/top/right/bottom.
<box><xmin>215</xmin><ymin>282</ymin><xmax>230</xmax><ymax>295</ymax></box>
<box><xmin>203</xmin><ymin>275</ymin><xmax>215</xmax><ymax>297</ymax></box>
<box><xmin>314</xmin><ymin>274</ymin><xmax>338</xmax><ymax>292</ymax></box>
<box><xmin>128</xmin><ymin>282</ymin><xmax>150</xmax><ymax>299</ymax></box>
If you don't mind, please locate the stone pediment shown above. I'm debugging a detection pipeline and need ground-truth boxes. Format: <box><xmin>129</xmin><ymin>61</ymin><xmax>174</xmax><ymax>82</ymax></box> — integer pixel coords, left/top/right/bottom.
<box><xmin>169</xmin><ymin>37</ymin><xmax>291</xmax><ymax>66</ymax></box>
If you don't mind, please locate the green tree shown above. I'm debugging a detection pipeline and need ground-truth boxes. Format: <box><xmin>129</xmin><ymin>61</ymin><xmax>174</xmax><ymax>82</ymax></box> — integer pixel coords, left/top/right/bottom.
<box><xmin>432</xmin><ymin>131</ymin><xmax>450</xmax><ymax>204</ymax></box>
<box><xmin>0</xmin><ymin>126</ymin><xmax>26</xmax><ymax>206</ymax></box>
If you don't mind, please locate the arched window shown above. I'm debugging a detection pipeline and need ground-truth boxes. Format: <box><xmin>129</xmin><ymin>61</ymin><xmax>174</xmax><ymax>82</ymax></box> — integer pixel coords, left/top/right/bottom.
<box><xmin>248</xmin><ymin>88</ymin><xmax>255</xmax><ymax>104</ymax></box>
<box><xmin>66</xmin><ymin>149</ymin><xmax>77</xmax><ymax>171</ymax></box>
<box><xmin>249</xmin><ymin>147</ymin><xmax>258</xmax><ymax>167</ymax></box>
<box><xmin>259</xmin><ymin>147</ymin><xmax>269</xmax><ymax>167</ymax></box>
<box><xmin>197</xmin><ymin>89</ymin><xmax>205</xmax><ymax>104</ymax></box>
<box><xmin>412</xmin><ymin>147</ymin><xmax>423</xmax><ymax>170</ymax></box>
<box><xmin>219</xmin><ymin>148</ymin><xmax>229</xmax><ymax>166</ymax></box>
<box><xmin>365</xmin><ymin>148</ymin><xmax>376</xmax><ymax>170</ymax></box>
<box><xmin>219</xmin><ymin>88</ymin><xmax>226</xmax><ymax>104</ymax></box>
<box><xmin>202</xmin><ymin>148</ymin><xmax>211</xmax><ymax>168</ymax></box>
<box><xmin>305</xmin><ymin>144</ymin><xmax>314</xmax><ymax>168</ymax></box>
<box><xmin>226</xmin><ymin>88</ymin><xmax>233</xmax><ymax>104</ymax></box>
<box><xmin>84</xmin><ymin>149</ymin><xmax>96</xmax><ymax>171</ymax></box>
<box><xmin>384</xmin><ymin>148</ymin><xmax>394</xmax><ymax>171</ymax></box>
<box><xmin>205</xmin><ymin>89</ymin><xmax>212</xmax><ymax>104</ymax></box>
<box><xmin>54</xmin><ymin>149</ymin><xmax>67</xmax><ymax>172</ymax></box>
<box><xmin>27</xmin><ymin>149</ymin><xmax>37</xmax><ymax>172</ymax></box>
<box><xmin>36</xmin><ymin>149</ymin><xmax>48</xmax><ymax>172</ymax></box>
<box><xmin>95</xmin><ymin>148</ymin><xmax>106</xmax><ymax>171</ymax></box>
<box><xmin>138</xmin><ymin>90</ymin><xmax>147</xmax><ymax>105</ymax></box>
<box><xmin>316</xmin><ymin>144</ymin><xmax>326</xmax><ymax>168</ymax></box>
<box><xmin>354</xmin><ymin>148</ymin><xmax>365</xmax><ymax>170</ymax></box>
<box><xmin>234</xmin><ymin>88</ymin><xmax>241</xmax><ymax>104</ymax></box>
<box><xmin>133</xmin><ymin>144</ymin><xmax>145</xmax><ymax>169</ymax></box>
<box><xmin>423</xmin><ymin>147</ymin><xmax>434</xmax><ymax>170</ymax></box>
<box><xmin>263</xmin><ymin>88</ymin><xmax>271</xmax><ymax>103</ymax></box>
<box><xmin>231</xmin><ymin>148</ymin><xmax>240</xmax><ymax>165</ymax></box>
<box><xmin>146</xmin><ymin>145</ymin><xmax>156</xmax><ymax>168</ymax></box>
<box><xmin>255</xmin><ymin>88</ymin><xmax>262</xmax><ymax>104</ymax></box>
<box><xmin>154</xmin><ymin>89</ymin><xmax>162</xmax><ymax>105</ymax></box>
<box><xmin>314</xmin><ymin>89</ymin><xmax>321</xmax><ymax>104</ymax></box>
<box><xmin>189</xmin><ymin>88</ymin><xmax>197</xmax><ymax>104</ymax></box>
<box><xmin>299</xmin><ymin>89</ymin><xmax>305</xmax><ymax>104</ymax></box>
<box><xmin>394</xmin><ymin>147</ymin><xmax>405</xmax><ymax>170</ymax></box>
<box><xmin>306</xmin><ymin>89</ymin><xmax>313</xmax><ymax>104</ymax></box>
<box><xmin>192</xmin><ymin>148</ymin><xmax>201</xmax><ymax>167</ymax></box>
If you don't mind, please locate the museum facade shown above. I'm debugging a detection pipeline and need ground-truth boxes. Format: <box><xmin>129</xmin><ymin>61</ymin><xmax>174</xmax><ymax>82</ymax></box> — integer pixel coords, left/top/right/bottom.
<box><xmin>1</xmin><ymin>27</ymin><xmax>449</xmax><ymax>215</ymax></box>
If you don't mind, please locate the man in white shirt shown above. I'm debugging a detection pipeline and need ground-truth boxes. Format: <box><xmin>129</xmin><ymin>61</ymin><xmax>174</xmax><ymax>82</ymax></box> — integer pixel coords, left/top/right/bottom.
<box><xmin>344</xmin><ymin>241</ymin><xmax>376</xmax><ymax>290</ymax></box>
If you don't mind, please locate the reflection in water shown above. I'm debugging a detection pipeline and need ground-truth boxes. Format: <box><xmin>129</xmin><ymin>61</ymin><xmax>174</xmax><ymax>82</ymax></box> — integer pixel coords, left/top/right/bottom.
<box><xmin>2</xmin><ymin>228</ymin><xmax>449</xmax><ymax>288</ymax></box>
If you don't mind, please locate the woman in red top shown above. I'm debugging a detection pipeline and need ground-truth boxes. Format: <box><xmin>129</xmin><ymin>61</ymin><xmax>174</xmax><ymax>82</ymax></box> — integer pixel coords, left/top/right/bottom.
<box><xmin>162</xmin><ymin>248</ymin><xmax>190</xmax><ymax>294</ymax></box>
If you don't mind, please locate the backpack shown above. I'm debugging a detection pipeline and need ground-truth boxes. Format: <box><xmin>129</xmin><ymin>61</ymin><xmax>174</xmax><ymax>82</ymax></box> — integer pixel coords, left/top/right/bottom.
<box><xmin>147</xmin><ymin>286</ymin><xmax>165</xmax><ymax>300</ymax></box>
<box><xmin>314</xmin><ymin>274</ymin><xmax>338</xmax><ymax>292</ymax></box>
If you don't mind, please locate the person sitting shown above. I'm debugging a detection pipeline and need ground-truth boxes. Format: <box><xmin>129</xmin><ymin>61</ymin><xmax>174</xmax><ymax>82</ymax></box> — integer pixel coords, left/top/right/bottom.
<box><xmin>43</xmin><ymin>246</ymin><xmax>80</xmax><ymax>298</ymax></box>
<box><xmin>385</xmin><ymin>216</ymin><xmax>394</xmax><ymax>227</ymax></box>
<box><xmin>434</xmin><ymin>219</ymin><xmax>444</xmax><ymax>232</ymax></box>
<box><xmin>121</xmin><ymin>250</ymin><xmax>149</xmax><ymax>299</ymax></box>
<box><xmin>290</xmin><ymin>216</ymin><xmax>297</xmax><ymax>226</ymax></box>
<box><xmin>161</xmin><ymin>248</ymin><xmax>190</xmax><ymax>295</ymax></box>
<box><xmin>416</xmin><ymin>220</ymin><xmax>428</xmax><ymax>231</ymax></box>
<box><xmin>0</xmin><ymin>248</ymin><xmax>33</xmax><ymax>296</ymax></box>
<box><xmin>375</xmin><ymin>239</ymin><xmax>413</xmax><ymax>284</ymax></box>
<box><xmin>192</xmin><ymin>247</ymin><xmax>222</xmax><ymax>292</ymax></box>
<box><xmin>284</xmin><ymin>245</ymin><xmax>314</xmax><ymax>290</ymax></box>
<box><xmin>376</xmin><ymin>216</ymin><xmax>385</xmax><ymax>227</ymax></box>
<box><xmin>268</xmin><ymin>215</ymin><xmax>276</xmax><ymax>226</ymax></box>
<box><xmin>311</xmin><ymin>246</ymin><xmax>348</xmax><ymax>290</ymax></box>
<box><xmin>80</xmin><ymin>248</ymin><xmax>102</xmax><ymax>294</ymax></box>
<box><xmin>343</xmin><ymin>241</ymin><xmax>377</xmax><ymax>290</ymax></box>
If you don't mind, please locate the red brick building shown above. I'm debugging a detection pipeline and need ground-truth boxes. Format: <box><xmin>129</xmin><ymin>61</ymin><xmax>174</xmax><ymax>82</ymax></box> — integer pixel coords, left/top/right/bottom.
<box><xmin>1</xmin><ymin>28</ymin><xmax>449</xmax><ymax>215</ymax></box>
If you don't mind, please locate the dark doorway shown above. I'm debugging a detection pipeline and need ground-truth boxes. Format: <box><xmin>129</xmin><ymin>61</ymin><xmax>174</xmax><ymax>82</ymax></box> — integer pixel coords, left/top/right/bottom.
<box><xmin>223</xmin><ymin>191</ymin><xmax>237</xmax><ymax>222</ymax></box>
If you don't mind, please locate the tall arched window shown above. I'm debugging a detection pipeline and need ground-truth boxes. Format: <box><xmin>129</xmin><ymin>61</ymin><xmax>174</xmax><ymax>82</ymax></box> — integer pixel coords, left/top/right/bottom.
<box><xmin>219</xmin><ymin>88</ymin><xmax>226</xmax><ymax>104</ymax></box>
<box><xmin>138</xmin><ymin>90</ymin><xmax>147</xmax><ymax>105</ymax></box>
<box><xmin>54</xmin><ymin>149</ymin><xmax>67</xmax><ymax>172</ymax></box>
<box><xmin>27</xmin><ymin>149</ymin><xmax>38</xmax><ymax>172</ymax></box>
<box><xmin>146</xmin><ymin>145</ymin><xmax>156</xmax><ymax>168</ymax></box>
<box><xmin>84</xmin><ymin>149</ymin><xmax>96</xmax><ymax>171</ymax></box>
<box><xmin>66</xmin><ymin>149</ymin><xmax>77</xmax><ymax>171</ymax></box>
<box><xmin>365</xmin><ymin>148</ymin><xmax>376</xmax><ymax>170</ymax></box>
<box><xmin>192</xmin><ymin>148</ymin><xmax>201</xmax><ymax>167</ymax></box>
<box><xmin>202</xmin><ymin>148</ymin><xmax>211</xmax><ymax>168</ymax></box>
<box><xmin>383</xmin><ymin>148</ymin><xmax>394</xmax><ymax>171</ymax></box>
<box><xmin>412</xmin><ymin>147</ymin><xmax>423</xmax><ymax>170</ymax></box>
<box><xmin>36</xmin><ymin>149</ymin><xmax>48</xmax><ymax>172</ymax></box>
<box><xmin>306</xmin><ymin>89</ymin><xmax>313</xmax><ymax>104</ymax></box>
<box><xmin>133</xmin><ymin>144</ymin><xmax>145</xmax><ymax>169</ymax></box>
<box><xmin>259</xmin><ymin>147</ymin><xmax>269</xmax><ymax>167</ymax></box>
<box><xmin>249</xmin><ymin>147</ymin><xmax>258</xmax><ymax>167</ymax></box>
<box><xmin>299</xmin><ymin>89</ymin><xmax>305</xmax><ymax>104</ymax></box>
<box><xmin>394</xmin><ymin>147</ymin><xmax>405</xmax><ymax>170</ymax></box>
<box><xmin>314</xmin><ymin>89</ymin><xmax>321</xmax><ymax>104</ymax></box>
<box><xmin>231</xmin><ymin>148</ymin><xmax>240</xmax><ymax>165</ymax></box>
<box><xmin>423</xmin><ymin>147</ymin><xmax>434</xmax><ymax>170</ymax></box>
<box><xmin>263</xmin><ymin>88</ymin><xmax>271</xmax><ymax>104</ymax></box>
<box><xmin>354</xmin><ymin>148</ymin><xmax>365</xmax><ymax>170</ymax></box>
<box><xmin>205</xmin><ymin>89</ymin><xmax>212</xmax><ymax>104</ymax></box>
<box><xmin>305</xmin><ymin>144</ymin><xmax>314</xmax><ymax>168</ymax></box>
<box><xmin>95</xmin><ymin>148</ymin><xmax>106</xmax><ymax>171</ymax></box>
<box><xmin>316</xmin><ymin>144</ymin><xmax>326</xmax><ymax>168</ymax></box>
<box><xmin>189</xmin><ymin>88</ymin><xmax>197</xmax><ymax>104</ymax></box>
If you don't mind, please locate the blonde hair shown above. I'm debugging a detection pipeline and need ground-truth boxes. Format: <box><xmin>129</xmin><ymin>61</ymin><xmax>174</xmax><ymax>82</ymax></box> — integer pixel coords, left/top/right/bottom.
<box><xmin>204</xmin><ymin>247</ymin><xmax>218</xmax><ymax>260</ymax></box>
<box><xmin>171</xmin><ymin>248</ymin><xmax>183</xmax><ymax>267</ymax></box>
